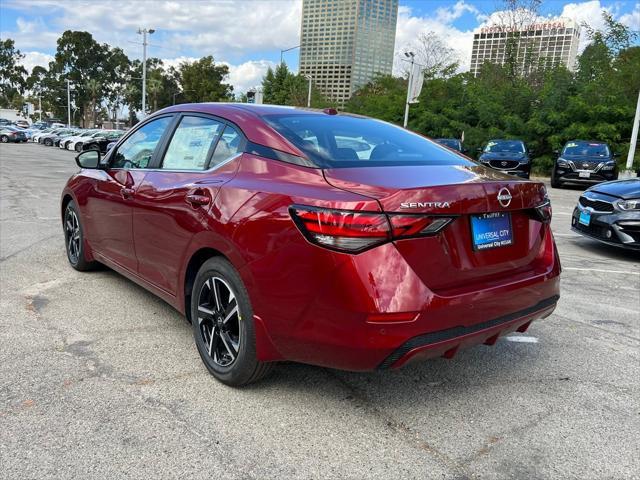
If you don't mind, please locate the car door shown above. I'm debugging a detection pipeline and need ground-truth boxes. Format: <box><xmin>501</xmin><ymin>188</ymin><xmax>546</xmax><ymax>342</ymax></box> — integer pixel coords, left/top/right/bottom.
<box><xmin>87</xmin><ymin>115</ymin><xmax>175</xmax><ymax>272</ymax></box>
<box><xmin>132</xmin><ymin>114</ymin><xmax>244</xmax><ymax>296</ymax></box>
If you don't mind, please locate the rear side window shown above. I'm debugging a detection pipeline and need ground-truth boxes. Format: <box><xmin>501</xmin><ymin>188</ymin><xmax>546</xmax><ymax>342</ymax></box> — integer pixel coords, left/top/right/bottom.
<box><xmin>112</xmin><ymin>116</ymin><xmax>173</xmax><ymax>169</ymax></box>
<box><xmin>262</xmin><ymin>114</ymin><xmax>473</xmax><ymax>168</ymax></box>
<box><xmin>210</xmin><ymin>125</ymin><xmax>242</xmax><ymax>168</ymax></box>
<box><xmin>161</xmin><ymin>116</ymin><xmax>224</xmax><ymax>170</ymax></box>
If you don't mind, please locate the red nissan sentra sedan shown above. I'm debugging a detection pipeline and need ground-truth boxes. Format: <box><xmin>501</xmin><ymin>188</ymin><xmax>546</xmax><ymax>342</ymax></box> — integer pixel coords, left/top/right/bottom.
<box><xmin>61</xmin><ymin>104</ymin><xmax>560</xmax><ymax>386</ymax></box>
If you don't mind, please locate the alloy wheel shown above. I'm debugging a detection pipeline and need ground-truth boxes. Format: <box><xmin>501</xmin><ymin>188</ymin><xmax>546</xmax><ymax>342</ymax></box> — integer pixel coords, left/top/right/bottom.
<box><xmin>65</xmin><ymin>208</ymin><xmax>81</xmax><ymax>264</ymax></box>
<box><xmin>197</xmin><ymin>276</ymin><xmax>242</xmax><ymax>367</ymax></box>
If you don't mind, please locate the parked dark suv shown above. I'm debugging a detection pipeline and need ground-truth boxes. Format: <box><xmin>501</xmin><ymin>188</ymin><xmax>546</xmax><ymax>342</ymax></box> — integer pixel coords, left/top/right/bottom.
<box><xmin>434</xmin><ymin>138</ymin><xmax>465</xmax><ymax>153</ymax></box>
<box><xmin>551</xmin><ymin>140</ymin><xmax>618</xmax><ymax>188</ymax></box>
<box><xmin>477</xmin><ymin>139</ymin><xmax>531</xmax><ymax>179</ymax></box>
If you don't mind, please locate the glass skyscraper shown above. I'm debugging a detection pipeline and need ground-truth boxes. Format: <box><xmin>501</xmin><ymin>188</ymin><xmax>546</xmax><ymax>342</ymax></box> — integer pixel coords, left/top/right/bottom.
<box><xmin>299</xmin><ymin>0</ymin><xmax>398</xmax><ymax>105</ymax></box>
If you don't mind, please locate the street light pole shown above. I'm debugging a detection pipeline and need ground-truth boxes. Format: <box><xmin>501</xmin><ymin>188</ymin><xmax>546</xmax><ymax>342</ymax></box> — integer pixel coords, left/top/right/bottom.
<box><xmin>305</xmin><ymin>75</ymin><xmax>312</xmax><ymax>108</ymax></box>
<box><xmin>280</xmin><ymin>45</ymin><xmax>301</xmax><ymax>66</ymax></box>
<box><xmin>38</xmin><ymin>93</ymin><xmax>42</xmax><ymax>122</ymax></box>
<box><xmin>626</xmin><ymin>89</ymin><xmax>640</xmax><ymax>172</ymax></box>
<box><xmin>66</xmin><ymin>79</ymin><xmax>72</xmax><ymax>128</ymax></box>
<box><xmin>137</xmin><ymin>28</ymin><xmax>155</xmax><ymax>118</ymax></box>
<box><xmin>403</xmin><ymin>52</ymin><xmax>415</xmax><ymax>128</ymax></box>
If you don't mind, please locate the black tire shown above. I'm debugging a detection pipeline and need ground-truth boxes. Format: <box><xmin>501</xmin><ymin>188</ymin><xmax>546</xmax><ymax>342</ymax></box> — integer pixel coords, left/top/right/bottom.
<box><xmin>44</xmin><ymin>138</ymin><xmax>53</xmax><ymax>146</ymax></box>
<box><xmin>75</xmin><ymin>143</ymin><xmax>83</xmax><ymax>152</ymax></box>
<box><xmin>63</xmin><ymin>201</ymin><xmax>98</xmax><ymax>271</ymax></box>
<box><xmin>191</xmin><ymin>257</ymin><xmax>273</xmax><ymax>386</ymax></box>
<box><xmin>0</xmin><ymin>135</ymin><xmax>8</xmax><ymax>143</ymax></box>
<box><xmin>550</xmin><ymin>171</ymin><xmax>562</xmax><ymax>188</ymax></box>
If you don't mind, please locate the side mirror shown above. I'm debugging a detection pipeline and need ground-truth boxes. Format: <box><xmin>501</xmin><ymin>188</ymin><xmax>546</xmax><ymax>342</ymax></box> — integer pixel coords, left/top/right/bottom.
<box><xmin>75</xmin><ymin>149</ymin><xmax>101</xmax><ymax>169</ymax></box>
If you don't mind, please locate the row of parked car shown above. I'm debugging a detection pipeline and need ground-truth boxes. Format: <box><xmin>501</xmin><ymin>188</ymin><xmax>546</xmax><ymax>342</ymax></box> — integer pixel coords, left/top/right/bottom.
<box><xmin>434</xmin><ymin>138</ymin><xmax>621</xmax><ymax>188</ymax></box>
<box><xmin>30</xmin><ymin>127</ymin><xmax>125</xmax><ymax>153</ymax></box>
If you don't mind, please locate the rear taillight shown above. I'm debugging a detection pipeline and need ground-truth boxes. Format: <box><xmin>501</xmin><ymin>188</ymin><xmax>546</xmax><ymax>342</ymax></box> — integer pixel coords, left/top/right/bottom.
<box><xmin>289</xmin><ymin>205</ymin><xmax>454</xmax><ymax>253</ymax></box>
<box><xmin>528</xmin><ymin>199</ymin><xmax>552</xmax><ymax>223</ymax></box>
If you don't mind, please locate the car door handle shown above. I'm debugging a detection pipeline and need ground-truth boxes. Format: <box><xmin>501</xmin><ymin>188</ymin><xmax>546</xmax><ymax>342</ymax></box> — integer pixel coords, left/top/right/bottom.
<box><xmin>186</xmin><ymin>193</ymin><xmax>211</xmax><ymax>206</ymax></box>
<box><xmin>121</xmin><ymin>187</ymin><xmax>135</xmax><ymax>199</ymax></box>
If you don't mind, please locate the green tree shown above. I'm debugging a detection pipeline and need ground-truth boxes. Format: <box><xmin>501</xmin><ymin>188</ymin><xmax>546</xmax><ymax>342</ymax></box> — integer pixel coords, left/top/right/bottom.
<box><xmin>85</xmin><ymin>78</ymin><xmax>101</xmax><ymax>126</ymax></box>
<box><xmin>179</xmin><ymin>56</ymin><xmax>233</xmax><ymax>103</ymax></box>
<box><xmin>262</xmin><ymin>62</ymin><xmax>329</xmax><ymax>107</ymax></box>
<box><xmin>0</xmin><ymin>38</ymin><xmax>27</xmax><ymax>108</ymax></box>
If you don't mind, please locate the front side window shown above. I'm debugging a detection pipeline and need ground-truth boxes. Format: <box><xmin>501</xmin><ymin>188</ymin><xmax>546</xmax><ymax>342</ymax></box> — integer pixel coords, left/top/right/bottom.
<box><xmin>111</xmin><ymin>116</ymin><xmax>173</xmax><ymax>169</ymax></box>
<box><xmin>262</xmin><ymin>114</ymin><xmax>472</xmax><ymax>168</ymax></box>
<box><xmin>161</xmin><ymin>116</ymin><xmax>224</xmax><ymax>170</ymax></box>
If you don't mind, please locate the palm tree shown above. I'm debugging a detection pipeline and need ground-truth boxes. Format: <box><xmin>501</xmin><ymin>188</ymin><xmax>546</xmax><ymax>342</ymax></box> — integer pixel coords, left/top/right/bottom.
<box><xmin>85</xmin><ymin>79</ymin><xmax>101</xmax><ymax>127</ymax></box>
<box><xmin>147</xmin><ymin>78</ymin><xmax>162</xmax><ymax>113</ymax></box>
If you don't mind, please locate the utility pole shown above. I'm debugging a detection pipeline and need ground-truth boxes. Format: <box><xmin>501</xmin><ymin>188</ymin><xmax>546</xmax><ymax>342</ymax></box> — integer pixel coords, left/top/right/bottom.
<box><xmin>38</xmin><ymin>93</ymin><xmax>42</xmax><ymax>122</ymax></box>
<box><xmin>66</xmin><ymin>79</ymin><xmax>72</xmax><ymax>128</ymax></box>
<box><xmin>137</xmin><ymin>28</ymin><xmax>155</xmax><ymax>118</ymax></box>
<box><xmin>626</xmin><ymin>89</ymin><xmax>640</xmax><ymax>173</ymax></box>
<box><xmin>403</xmin><ymin>52</ymin><xmax>415</xmax><ymax>128</ymax></box>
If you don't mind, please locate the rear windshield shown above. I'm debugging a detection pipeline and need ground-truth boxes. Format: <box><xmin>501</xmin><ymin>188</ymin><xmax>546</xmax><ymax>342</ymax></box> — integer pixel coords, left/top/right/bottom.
<box><xmin>562</xmin><ymin>141</ymin><xmax>610</xmax><ymax>157</ymax></box>
<box><xmin>483</xmin><ymin>140</ymin><xmax>525</xmax><ymax>153</ymax></box>
<box><xmin>262</xmin><ymin>114</ymin><xmax>473</xmax><ymax>168</ymax></box>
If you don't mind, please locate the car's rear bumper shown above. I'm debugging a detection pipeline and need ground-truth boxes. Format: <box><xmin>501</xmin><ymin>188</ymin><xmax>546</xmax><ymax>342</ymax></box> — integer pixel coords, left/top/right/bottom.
<box><xmin>250</xmin><ymin>226</ymin><xmax>561</xmax><ymax>371</ymax></box>
<box><xmin>378</xmin><ymin>295</ymin><xmax>558</xmax><ymax>369</ymax></box>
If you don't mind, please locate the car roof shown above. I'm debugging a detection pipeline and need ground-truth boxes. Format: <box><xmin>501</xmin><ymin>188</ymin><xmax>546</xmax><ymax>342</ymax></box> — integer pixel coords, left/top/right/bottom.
<box><xmin>565</xmin><ymin>140</ymin><xmax>608</xmax><ymax>145</ymax></box>
<box><xmin>154</xmin><ymin>103</ymin><xmax>348</xmax><ymax>157</ymax></box>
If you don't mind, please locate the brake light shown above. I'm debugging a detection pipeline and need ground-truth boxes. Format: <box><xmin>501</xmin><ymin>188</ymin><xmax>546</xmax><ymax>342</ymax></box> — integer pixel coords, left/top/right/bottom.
<box><xmin>289</xmin><ymin>205</ymin><xmax>454</xmax><ymax>253</ymax></box>
<box><xmin>528</xmin><ymin>199</ymin><xmax>552</xmax><ymax>223</ymax></box>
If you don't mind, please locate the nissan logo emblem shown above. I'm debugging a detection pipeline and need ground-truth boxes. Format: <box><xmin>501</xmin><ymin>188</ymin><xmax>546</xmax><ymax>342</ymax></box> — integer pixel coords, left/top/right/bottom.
<box><xmin>497</xmin><ymin>187</ymin><xmax>512</xmax><ymax>208</ymax></box>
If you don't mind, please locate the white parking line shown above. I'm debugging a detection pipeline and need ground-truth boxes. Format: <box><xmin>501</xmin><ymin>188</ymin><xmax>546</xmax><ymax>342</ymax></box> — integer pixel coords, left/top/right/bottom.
<box><xmin>563</xmin><ymin>267</ymin><xmax>640</xmax><ymax>275</ymax></box>
<box><xmin>504</xmin><ymin>336</ymin><xmax>539</xmax><ymax>343</ymax></box>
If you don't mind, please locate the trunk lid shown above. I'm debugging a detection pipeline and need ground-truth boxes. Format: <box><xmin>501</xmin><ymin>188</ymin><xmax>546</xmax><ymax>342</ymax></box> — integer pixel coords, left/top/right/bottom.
<box><xmin>323</xmin><ymin>165</ymin><xmax>550</xmax><ymax>294</ymax></box>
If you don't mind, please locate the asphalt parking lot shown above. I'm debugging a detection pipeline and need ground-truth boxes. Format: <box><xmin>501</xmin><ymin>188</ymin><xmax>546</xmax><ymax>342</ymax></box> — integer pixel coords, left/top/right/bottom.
<box><xmin>1</xmin><ymin>142</ymin><xmax>638</xmax><ymax>479</ymax></box>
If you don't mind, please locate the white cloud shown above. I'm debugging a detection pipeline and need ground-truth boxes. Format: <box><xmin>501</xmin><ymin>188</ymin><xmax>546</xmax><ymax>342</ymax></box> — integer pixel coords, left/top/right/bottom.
<box><xmin>159</xmin><ymin>57</ymin><xmax>275</xmax><ymax>93</ymax></box>
<box><xmin>560</xmin><ymin>1</ymin><xmax>613</xmax><ymax>51</ymax></box>
<box><xmin>20</xmin><ymin>51</ymin><xmax>54</xmax><ymax>73</ymax></box>
<box><xmin>225</xmin><ymin>60</ymin><xmax>276</xmax><ymax>94</ymax></box>
<box><xmin>6</xmin><ymin>17</ymin><xmax>60</xmax><ymax>49</ymax></box>
<box><xmin>392</xmin><ymin>0</ymin><xmax>639</xmax><ymax>77</ymax></box>
<box><xmin>618</xmin><ymin>2</ymin><xmax>640</xmax><ymax>30</ymax></box>
<box><xmin>5</xmin><ymin>0</ymin><xmax>638</xmax><ymax>87</ymax></box>
<box><xmin>394</xmin><ymin>4</ymin><xmax>476</xmax><ymax>74</ymax></box>
<box><xmin>4</xmin><ymin>0</ymin><xmax>302</xmax><ymax>60</ymax></box>
<box><xmin>159</xmin><ymin>56</ymin><xmax>199</xmax><ymax>71</ymax></box>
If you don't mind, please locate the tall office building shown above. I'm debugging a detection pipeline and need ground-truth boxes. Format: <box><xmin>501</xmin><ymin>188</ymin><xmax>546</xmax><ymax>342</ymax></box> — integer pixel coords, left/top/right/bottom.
<box><xmin>299</xmin><ymin>0</ymin><xmax>398</xmax><ymax>105</ymax></box>
<box><xmin>470</xmin><ymin>18</ymin><xmax>580</xmax><ymax>76</ymax></box>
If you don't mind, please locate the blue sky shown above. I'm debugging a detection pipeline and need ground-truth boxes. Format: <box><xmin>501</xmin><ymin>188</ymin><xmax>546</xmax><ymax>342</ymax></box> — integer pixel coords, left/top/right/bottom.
<box><xmin>1</xmin><ymin>0</ymin><xmax>638</xmax><ymax>92</ymax></box>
